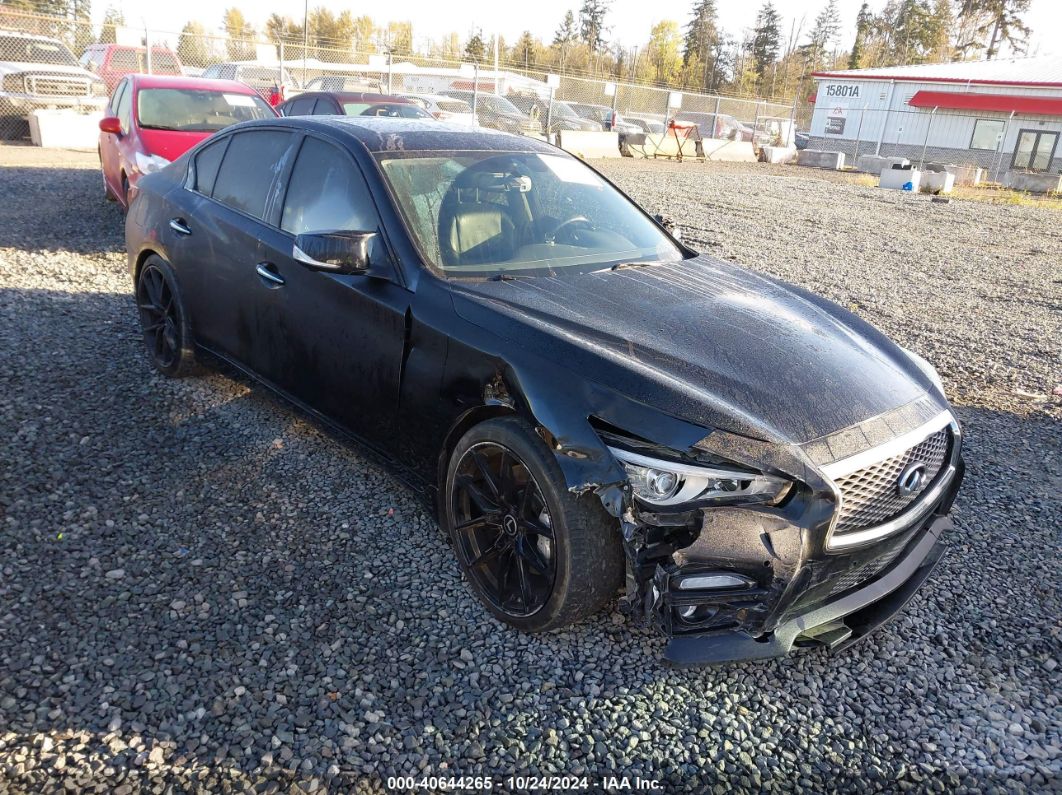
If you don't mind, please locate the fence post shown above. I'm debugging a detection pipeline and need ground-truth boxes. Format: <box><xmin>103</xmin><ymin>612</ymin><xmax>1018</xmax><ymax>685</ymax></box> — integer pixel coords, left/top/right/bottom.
<box><xmin>993</xmin><ymin>110</ymin><xmax>1015</xmax><ymax>182</ymax></box>
<box><xmin>145</xmin><ymin>27</ymin><xmax>152</xmax><ymax>74</ymax></box>
<box><xmin>919</xmin><ymin>106</ymin><xmax>937</xmax><ymax>170</ymax></box>
<box><xmin>387</xmin><ymin>50</ymin><xmax>393</xmax><ymax>94</ymax></box>
<box><xmin>853</xmin><ymin>104</ymin><xmax>866</xmax><ymax>164</ymax></box>
<box><xmin>546</xmin><ymin>85</ymin><xmax>554</xmax><ymax>139</ymax></box>
<box><xmin>713</xmin><ymin>96</ymin><xmax>721</xmax><ymax>139</ymax></box>
<box><xmin>876</xmin><ymin>79</ymin><xmax>896</xmax><ymax>156</ymax></box>
<box><xmin>472</xmin><ymin>62</ymin><xmax>479</xmax><ymax>119</ymax></box>
<box><xmin>753</xmin><ymin>101</ymin><xmax>760</xmax><ymax>140</ymax></box>
<box><xmin>278</xmin><ymin>42</ymin><xmax>284</xmax><ymax>89</ymax></box>
<box><xmin>787</xmin><ymin>100</ymin><xmax>797</xmax><ymax>147</ymax></box>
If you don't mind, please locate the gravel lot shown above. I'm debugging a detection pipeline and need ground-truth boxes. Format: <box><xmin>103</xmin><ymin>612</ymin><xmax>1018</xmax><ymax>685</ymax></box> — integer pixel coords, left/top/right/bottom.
<box><xmin>0</xmin><ymin>145</ymin><xmax>1058</xmax><ymax>793</ymax></box>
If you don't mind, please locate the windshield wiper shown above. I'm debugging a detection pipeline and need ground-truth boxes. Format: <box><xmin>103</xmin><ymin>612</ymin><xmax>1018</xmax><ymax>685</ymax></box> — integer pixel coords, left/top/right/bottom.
<box><xmin>488</xmin><ymin>273</ymin><xmax>535</xmax><ymax>281</ymax></box>
<box><xmin>610</xmin><ymin>261</ymin><xmax>653</xmax><ymax>271</ymax></box>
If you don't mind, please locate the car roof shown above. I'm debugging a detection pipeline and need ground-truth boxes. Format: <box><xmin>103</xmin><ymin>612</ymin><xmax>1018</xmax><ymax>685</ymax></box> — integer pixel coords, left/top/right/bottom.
<box><xmin>130</xmin><ymin>73</ymin><xmax>260</xmax><ymax>93</ymax></box>
<box><xmin>287</xmin><ymin>91</ymin><xmax>414</xmax><ymax>104</ymax></box>
<box><xmin>227</xmin><ymin>116</ymin><xmax>558</xmax><ymax>155</ymax></box>
<box><xmin>0</xmin><ymin>29</ymin><xmax>66</xmax><ymax>43</ymax></box>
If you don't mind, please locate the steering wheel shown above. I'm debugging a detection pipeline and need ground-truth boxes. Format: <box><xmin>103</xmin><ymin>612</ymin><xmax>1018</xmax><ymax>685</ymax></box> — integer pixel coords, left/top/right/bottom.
<box><xmin>549</xmin><ymin>215</ymin><xmax>593</xmax><ymax>244</ymax></box>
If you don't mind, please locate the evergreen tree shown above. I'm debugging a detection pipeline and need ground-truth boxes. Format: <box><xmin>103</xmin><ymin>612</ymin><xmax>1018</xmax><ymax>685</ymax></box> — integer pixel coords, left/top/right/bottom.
<box><xmin>464</xmin><ymin>28</ymin><xmax>486</xmax><ymax>62</ymax></box>
<box><xmin>511</xmin><ymin>30</ymin><xmax>538</xmax><ymax>70</ymax></box>
<box><xmin>97</xmin><ymin>5</ymin><xmax>123</xmax><ymax>44</ymax></box>
<box><xmin>848</xmin><ymin>2</ymin><xmax>872</xmax><ymax>68</ymax></box>
<box><xmin>682</xmin><ymin>0</ymin><xmax>718</xmax><ymax>67</ymax></box>
<box><xmin>222</xmin><ymin>7</ymin><xmax>255</xmax><ymax>60</ymax></box>
<box><xmin>578</xmin><ymin>0</ymin><xmax>610</xmax><ymax>54</ymax></box>
<box><xmin>750</xmin><ymin>2</ymin><xmax>781</xmax><ymax>81</ymax></box>
<box><xmin>553</xmin><ymin>10</ymin><xmax>578</xmax><ymax>45</ymax></box>
<box><xmin>177</xmin><ymin>20</ymin><xmax>210</xmax><ymax>67</ymax></box>
<box><xmin>800</xmin><ymin>0</ymin><xmax>841</xmax><ymax>70</ymax></box>
<box><xmin>957</xmin><ymin>0</ymin><xmax>1030</xmax><ymax>58</ymax></box>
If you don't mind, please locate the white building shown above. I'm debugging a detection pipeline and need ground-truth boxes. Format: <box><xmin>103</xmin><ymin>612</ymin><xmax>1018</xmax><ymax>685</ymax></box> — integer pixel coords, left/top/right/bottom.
<box><xmin>809</xmin><ymin>55</ymin><xmax>1062</xmax><ymax>177</ymax></box>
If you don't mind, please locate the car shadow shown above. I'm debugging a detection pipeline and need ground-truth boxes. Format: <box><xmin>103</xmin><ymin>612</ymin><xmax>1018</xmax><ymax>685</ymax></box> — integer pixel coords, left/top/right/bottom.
<box><xmin>0</xmin><ymin>165</ymin><xmax>125</xmax><ymax>255</ymax></box>
<box><xmin>0</xmin><ymin>284</ymin><xmax>1059</xmax><ymax>790</ymax></box>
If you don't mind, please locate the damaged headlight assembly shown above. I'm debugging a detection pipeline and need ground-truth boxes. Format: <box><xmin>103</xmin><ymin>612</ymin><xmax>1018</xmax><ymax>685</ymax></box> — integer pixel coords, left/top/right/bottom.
<box><xmin>606</xmin><ymin>446</ymin><xmax>790</xmax><ymax>508</ymax></box>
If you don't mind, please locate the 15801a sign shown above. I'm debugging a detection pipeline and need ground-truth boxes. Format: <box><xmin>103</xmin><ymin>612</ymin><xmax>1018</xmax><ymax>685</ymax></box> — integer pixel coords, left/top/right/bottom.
<box><xmin>824</xmin><ymin>84</ymin><xmax>861</xmax><ymax>98</ymax></box>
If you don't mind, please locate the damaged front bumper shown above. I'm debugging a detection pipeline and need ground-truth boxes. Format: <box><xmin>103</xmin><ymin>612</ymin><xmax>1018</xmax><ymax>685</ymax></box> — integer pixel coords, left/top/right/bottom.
<box><xmin>611</xmin><ymin>414</ymin><xmax>965</xmax><ymax>666</ymax></box>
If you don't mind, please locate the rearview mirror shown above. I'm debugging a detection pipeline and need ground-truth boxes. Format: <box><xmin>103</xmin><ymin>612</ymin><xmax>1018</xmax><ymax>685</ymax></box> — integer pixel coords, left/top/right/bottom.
<box><xmin>99</xmin><ymin>116</ymin><xmax>122</xmax><ymax>135</ymax></box>
<box><xmin>293</xmin><ymin>231</ymin><xmax>377</xmax><ymax>274</ymax></box>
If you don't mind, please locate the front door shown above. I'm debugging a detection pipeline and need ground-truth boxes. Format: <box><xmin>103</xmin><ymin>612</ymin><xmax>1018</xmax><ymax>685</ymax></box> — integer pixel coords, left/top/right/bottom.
<box><xmin>252</xmin><ymin>134</ymin><xmax>409</xmax><ymax>448</ymax></box>
<box><xmin>1012</xmin><ymin>129</ymin><xmax>1059</xmax><ymax>172</ymax></box>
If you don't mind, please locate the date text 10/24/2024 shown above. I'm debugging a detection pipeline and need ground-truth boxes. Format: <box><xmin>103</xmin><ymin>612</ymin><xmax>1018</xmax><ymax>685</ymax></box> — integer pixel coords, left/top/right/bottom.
<box><xmin>386</xmin><ymin>776</ymin><xmax>664</xmax><ymax>791</ymax></box>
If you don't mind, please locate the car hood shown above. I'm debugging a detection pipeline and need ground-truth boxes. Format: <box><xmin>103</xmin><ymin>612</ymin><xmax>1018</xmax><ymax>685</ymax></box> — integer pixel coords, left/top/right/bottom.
<box><xmin>138</xmin><ymin>128</ymin><xmax>214</xmax><ymax>162</ymax></box>
<box><xmin>449</xmin><ymin>255</ymin><xmax>940</xmax><ymax>446</ymax></box>
<box><xmin>0</xmin><ymin>61</ymin><xmax>96</xmax><ymax>78</ymax></box>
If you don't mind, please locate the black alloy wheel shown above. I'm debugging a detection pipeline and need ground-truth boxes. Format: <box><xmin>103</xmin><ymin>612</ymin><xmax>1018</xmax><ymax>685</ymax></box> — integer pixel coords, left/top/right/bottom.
<box><xmin>451</xmin><ymin>441</ymin><xmax>557</xmax><ymax>618</ymax></box>
<box><xmin>136</xmin><ymin>257</ymin><xmax>198</xmax><ymax>377</ymax></box>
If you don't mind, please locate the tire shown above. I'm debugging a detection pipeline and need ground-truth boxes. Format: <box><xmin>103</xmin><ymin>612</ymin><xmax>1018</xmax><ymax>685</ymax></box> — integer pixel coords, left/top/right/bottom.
<box><xmin>444</xmin><ymin>416</ymin><xmax>624</xmax><ymax>632</ymax></box>
<box><xmin>135</xmin><ymin>256</ymin><xmax>200</xmax><ymax>378</ymax></box>
<box><xmin>120</xmin><ymin>173</ymin><xmax>130</xmax><ymax>209</ymax></box>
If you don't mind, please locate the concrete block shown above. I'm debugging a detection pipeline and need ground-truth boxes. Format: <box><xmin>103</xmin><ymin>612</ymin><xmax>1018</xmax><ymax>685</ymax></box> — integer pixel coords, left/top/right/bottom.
<box><xmin>879</xmin><ymin>167</ymin><xmax>921</xmax><ymax>191</ymax></box>
<box><xmin>921</xmin><ymin>170</ymin><xmax>955</xmax><ymax>194</ymax></box>
<box><xmin>701</xmin><ymin>139</ymin><xmax>757</xmax><ymax>162</ymax></box>
<box><xmin>556</xmin><ymin>130</ymin><xmax>621</xmax><ymax>159</ymax></box>
<box><xmin>29</xmin><ymin>110</ymin><xmax>102</xmax><ymax>148</ymax></box>
<box><xmin>1003</xmin><ymin>170</ymin><xmax>1062</xmax><ymax>194</ymax></box>
<box><xmin>797</xmin><ymin>149</ymin><xmax>846</xmax><ymax>170</ymax></box>
<box><xmin>855</xmin><ymin>154</ymin><xmax>909</xmax><ymax>174</ymax></box>
<box><xmin>761</xmin><ymin>145</ymin><xmax>798</xmax><ymax>164</ymax></box>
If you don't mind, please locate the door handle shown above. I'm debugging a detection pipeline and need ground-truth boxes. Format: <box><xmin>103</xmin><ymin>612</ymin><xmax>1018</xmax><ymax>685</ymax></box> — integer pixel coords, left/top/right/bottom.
<box><xmin>169</xmin><ymin>218</ymin><xmax>192</xmax><ymax>236</ymax></box>
<box><xmin>256</xmin><ymin>262</ymin><xmax>285</xmax><ymax>286</ymax></box>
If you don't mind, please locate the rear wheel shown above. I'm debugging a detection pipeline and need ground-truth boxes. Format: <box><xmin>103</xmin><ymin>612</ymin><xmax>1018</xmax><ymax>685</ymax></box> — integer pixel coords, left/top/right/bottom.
<box><xmin>444</xmin><ymin>417</ymin><xmax>624</xmax><ymax>632</ymax></box>
<box><xmin>120</xmin><ymin>173</ymin><xmax>130</xmax><ymax>208</ymax></box>
<box><xmin>136</xmin><ymin>256</ymin><xmax>199</xmax><ymax>377</ymax></box>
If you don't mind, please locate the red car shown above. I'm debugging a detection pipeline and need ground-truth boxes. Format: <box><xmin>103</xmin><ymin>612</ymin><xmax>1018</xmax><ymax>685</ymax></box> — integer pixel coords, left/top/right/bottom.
<box><xmin>80</xmin><ymin>43</ymin><xmax>183</xmax><ymax>93</ymax></box>
<box><xmin>98</xmin><ymin>74</ymin><xmax>276</xmax><ymax>209</ymax></box>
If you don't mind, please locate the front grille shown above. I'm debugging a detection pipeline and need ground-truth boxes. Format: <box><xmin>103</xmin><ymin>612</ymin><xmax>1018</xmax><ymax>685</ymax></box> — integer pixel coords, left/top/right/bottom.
<box><xmin>833</xmin><ymin>428</ymin><xmax>950</xmax><ymax>536</ymax></box>
<box><xmin>25</xmin><ymin>74</ymin><xmax>92</xmax><ymax>97</ymax></box>
<box><xmin>827</xmin><ymin>543</ymin><xmax>905</xmax><ymax>598</ymax></box>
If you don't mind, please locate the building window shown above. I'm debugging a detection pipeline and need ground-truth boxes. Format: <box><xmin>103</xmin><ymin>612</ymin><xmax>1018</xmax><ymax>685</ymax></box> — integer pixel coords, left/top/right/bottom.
<box><xmin>970</xmin><ymin>119</ymin><xmax>1005</xmax><ymax>150</ymax></box>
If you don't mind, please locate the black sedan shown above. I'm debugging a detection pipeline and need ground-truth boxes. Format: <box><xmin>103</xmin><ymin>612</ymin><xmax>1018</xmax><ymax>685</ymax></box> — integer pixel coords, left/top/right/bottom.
<box><xmin>277</xmin><ymin>91</ymin><xmax>432</xmax><ymax>119</ymax></box>
<box><xmin>125</xmin><ymin>117</ymin><xmax>963</xmax><ymax>665</ymax></box>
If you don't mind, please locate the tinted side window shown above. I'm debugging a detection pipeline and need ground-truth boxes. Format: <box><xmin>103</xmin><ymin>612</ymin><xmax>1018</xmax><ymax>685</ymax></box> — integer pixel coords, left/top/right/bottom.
<box><xmin>312</xmin><ymin>98</ymin><xmax>338</xmax><ymax>115</ymax></box>
<box><xmin>193</xmin><ymin>137</ymin><xmax>229</xmax><ymax>196</ymax></box>
<box><xmin>280</xmin><ymin>137</ymin><xmax>378</xmax><ymax>235</ymax></box>
<box><xmin>286</xmin><ymin>96</ymin><xmax>315</xmax><ymax>116</ymax></box>
<box><xmin>109</xmin><ymin>79</ymin><xmax>126</xmax><ymax>114</ymax></box>
<box><xmin>211</xmin><ymin>130</ymin><xmax>291</xmax><ymax>219</ymax></box>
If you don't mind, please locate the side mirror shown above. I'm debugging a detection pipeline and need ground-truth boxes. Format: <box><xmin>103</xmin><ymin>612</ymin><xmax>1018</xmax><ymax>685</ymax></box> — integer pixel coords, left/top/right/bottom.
<box><xmin>99</xmin><ymin>116</ymin><xmax>122</xmax><ymax>135</ymax></box>
<box><xmin>293</xmin><ymin>231</ymin><xmax>377</xmax><ymax>274</ymax></box>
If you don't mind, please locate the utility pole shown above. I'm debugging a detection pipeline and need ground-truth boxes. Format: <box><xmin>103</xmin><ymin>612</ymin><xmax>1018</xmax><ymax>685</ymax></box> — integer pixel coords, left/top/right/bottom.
<box><xmin>302</xmin><ymin>0</ymin><xmax>308</xmax><ymax>86</ymax></box>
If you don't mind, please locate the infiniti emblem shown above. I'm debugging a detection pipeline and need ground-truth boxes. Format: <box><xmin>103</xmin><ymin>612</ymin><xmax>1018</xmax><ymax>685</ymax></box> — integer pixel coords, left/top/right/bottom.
<box><xmin>502</xmin><ymin>515</ymin><xmax>519</xmax><ymax>536</ymax></box>
<box><xmin>897</xmin><ymin>462</ymin><xmax>928</xmax><ymax>497</ymax></box>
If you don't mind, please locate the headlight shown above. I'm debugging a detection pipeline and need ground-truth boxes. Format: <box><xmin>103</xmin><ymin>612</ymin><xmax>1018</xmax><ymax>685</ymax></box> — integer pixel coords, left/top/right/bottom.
<box><xmin>134</xmin><ymin>151</ymin><xmax>170</xmax><ymax>175</ymax></box>
<box><xmin>607</xmin><ymin>446</ymin><xmax>790</xmax><ymax>508</ymax></box>
<box><xmin>901</xmin><ymin>347</ymin><xmax>945</xmax><ymax>394</ymax></box>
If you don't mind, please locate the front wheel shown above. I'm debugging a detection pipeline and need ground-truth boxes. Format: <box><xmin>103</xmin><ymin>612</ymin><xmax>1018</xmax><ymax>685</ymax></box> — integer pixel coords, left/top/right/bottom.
<box><xmin>444</xmin><ymin>417</ymin><xmax>624</xmax><ymax>632</ymax></box>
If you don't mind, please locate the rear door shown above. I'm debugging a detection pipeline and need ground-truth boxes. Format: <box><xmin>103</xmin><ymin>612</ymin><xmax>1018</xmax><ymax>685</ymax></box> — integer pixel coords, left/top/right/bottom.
<box><xmin>252</xmin><ymin>133</ymin><xmax>409</xmax><ymax>445</ymax></box>
<box><xmin>167</xmin><ymin>128</ymin><xmax>296</xmax><ymax>373</ymax></box>
<box><xmin>99</xmin><ymin>78</ymin><xmax>127</xmax><ymax>196</ymax></box>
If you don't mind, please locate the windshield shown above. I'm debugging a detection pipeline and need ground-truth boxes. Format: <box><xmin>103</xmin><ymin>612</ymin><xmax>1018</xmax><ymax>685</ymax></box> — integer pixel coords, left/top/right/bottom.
<box><xmin>0</xmin><ymin>35</ymin><xmax>78</xmax><ymax>66</ymax></box>
<box><xmin>484</xmin><ymin>95</ymin><xmax>522</xmax><ymax>115</ymax></box>
<box><xmin>344</xmin><ymin>102</ymin><xmax>431</xmax><ymax>118</ymax></box>
<box><xmin>552</xmin><ymin>102</ymin><xmax>580</xmax><ymax>119</ymax></box>
<box><xmin>137</xmin><ymin>88</ymin><xmax>274</xmax><ymax>132</ymax></box>
<box><xmin>377</xmin><ymin>151</ymin><xmax>683</xmax><ymax>277</ymax></box>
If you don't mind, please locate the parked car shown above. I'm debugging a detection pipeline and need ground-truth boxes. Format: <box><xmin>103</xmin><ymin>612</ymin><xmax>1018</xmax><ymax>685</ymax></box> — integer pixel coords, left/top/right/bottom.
<box><xmin>277</xmin><ymin>91</ymin><xmax>431</xmax><ymax>119</ymax></box>
<box><xmin>565</xmin><ymin>102</ymin><xmax>641</xmax><ymax>135</ymax></box>
<box><xmin>79</xmin><ymin>43</ymin><xmax>183</xmax><ymax>92</ymax></box>
<box><xmin>441</xmin><ymin>90</ymin><xmax>538</xmax><ymax>134</ymax></box>
<box><xmin>98</xmin><ymin>74</ymin><xmax>275</xmax><ymax>208</ymax></box>
<box><xmin>399</xmin><ymin>93</ymin><xmax>476</xmax><ymax>126</ymax></box>
<box><xmin>201</xmin><ymin>62</ymin><xmax>299</xmax><ymax>99</ymax></box>
<box><xmin>625</xmin><ymin>114</ymin><xmax>666</xmax><ymax>134</ymax></box>
<box><xmin>300</xmin><ymin>75</ymin><xmax>381</xmax><ymax>93</ymax></box>
<box><xmin>795</xmin><ymin>130</ymin><xmax>811</xmax><ymax>150</ymax></box>
<box><xmin>126</xmin><ymin>116</ymin><xmax>964</xmax><ymax>666</ymax></box>
<box><xmin>507</xmin><ymin>95</ymin><xmax>601</xmax><ymax>134</ymax></box>
<box><xmin>675</xmin><ymin>111</ymin><xmax>759</xmax><ymax>142</ymax></box>
<box><xmin>0</xmin><ymin>30</ymin><xmax>107</xmax><ymax>139</ymax></box>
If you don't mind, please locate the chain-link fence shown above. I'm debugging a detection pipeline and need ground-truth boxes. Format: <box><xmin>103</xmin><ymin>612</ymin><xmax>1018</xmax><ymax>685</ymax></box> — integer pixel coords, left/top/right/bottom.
<box><xmin>0</xmin><ymin>7</ymin><xmax>796</xmax><ymax>147</ymax></box>
<box><xmin>806</xmin><ymin>102</ymin><xmax>1062</xmax><ymax>185</ymax></box>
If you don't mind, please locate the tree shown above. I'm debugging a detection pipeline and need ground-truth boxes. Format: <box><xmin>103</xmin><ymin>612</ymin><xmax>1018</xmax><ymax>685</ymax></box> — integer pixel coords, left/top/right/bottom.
<box><xmin>71</xmin><ymin>0</ymin><xmax>92</xmax><ymax>53</ymax></box>
<box><xmin>511</xmin><ymin>30</ymin><xmax>538</xmax><ymax>71</ymax></box>
<box><xmin>957</xmin><ymin>0</ymin><xmax>1030</xmax><ymax>59</ymax></box>
<box><xmin>97</xmin><ymin>5</ymin><xmax>123</xmax><ymax>44</ymax></box>
<box><xmin>464</xmin><ymin>28</ymin><xmax>486</xmax><ymax>62</ymax></box>
<box><xmin>578</xmin><ymin>0</ymin><xmax>610</xmax><ymax>54</ymax></box>
<box><xmin>645</xmin><ymin>20</ymin><xmax>682</xmax><ymax>84</ymax></box>
<box><xmin>351</xmin><ymin>16</ymin><xmax>376</xmax><ymax>54</ymax></box>
<box><xmin>750</xmin><ymin>2</ymin><xmax>781</xmax><ymax>83</ymax></box>
<box><xmin>177</xmin><ymin>20</ymin><xmax>210</xmax><ymax>67</ymax></box>
<box><xmin>848</xmin><ymin>2</ymin><xmax>872</xmax><ymax>68</ymax></box>
<box><xmin>222</xmin><ymin>7</ymin><xmax>255</xmax><ymax>60</ymax></box>
<box><xmin>800</xmin><ymin>0</ymin><xmax>841</xmax><ymax>71</ymax></box>
<box><xmin>553</xmin><ymin>10</ymin><xmax>578</xmax><ymax>45</ymax></box>
<box><xmin>386</xmin><ymin>21</ymin><xmax>413</xmax><ymax>56</ymax></box>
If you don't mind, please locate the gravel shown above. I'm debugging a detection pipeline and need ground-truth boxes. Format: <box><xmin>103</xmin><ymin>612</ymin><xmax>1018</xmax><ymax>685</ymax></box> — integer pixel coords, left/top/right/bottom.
<box><xmin>1</xmin><ymin>145</ymin><xmax>1059</xmax><ymax>793</ymax></box>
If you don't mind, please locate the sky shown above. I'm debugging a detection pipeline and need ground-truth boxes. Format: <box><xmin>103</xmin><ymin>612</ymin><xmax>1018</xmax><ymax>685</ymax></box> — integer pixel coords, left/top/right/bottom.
<box><xmin>92</xmin><ymin>0</ymin><xmax>1062</xmax><ymax>58</ymax></box>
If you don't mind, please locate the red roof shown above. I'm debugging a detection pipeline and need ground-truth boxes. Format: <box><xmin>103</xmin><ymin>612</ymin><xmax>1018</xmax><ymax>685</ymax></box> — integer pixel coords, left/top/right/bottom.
<box><xmin>908</xmin><ymin>90</ymin><xmax>1062</xmax><ymax>116</ymax></box>
<box><xmin>129</xmin><ymin>73</ymin><xmax>262</xmax><ymax>94</ymax></box>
